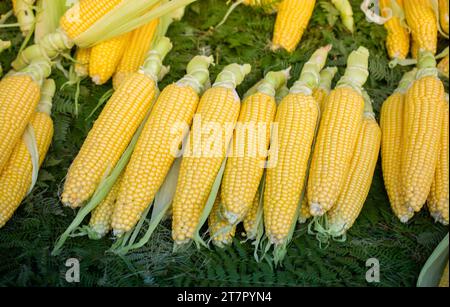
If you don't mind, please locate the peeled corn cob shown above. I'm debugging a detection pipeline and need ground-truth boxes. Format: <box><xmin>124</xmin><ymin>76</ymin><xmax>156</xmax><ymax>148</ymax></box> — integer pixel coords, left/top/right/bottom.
<box><xmin>88</xmin><ymin>175</ymin><xmax>123</xmax><ymax>238</ymax></box>
<box><xmin>74</xmin><ymin>48</ymin><xmax>91</xmax><ymax>78</ymax></box>
<box><xmin>208</xmin><ymin>193</ymin><xmax>236</xmax><ymax>247</ymax></box>
<box><xmin>0</xmin><ymin>79</ymin><xmax>55</xmax><ymax>228</ymax></box>
<box><xmin>172</xmin><ymin>63</ymin><xmax>251</xmax><ymax>246</ymax></box>
<box><xmin>89</xmin><ymin>33</ymin><xmax>130</xmax><ymax>85</ymax></box>
<box><xmin>380</xmin><ymin>69</ymin><xmax>417</xmax><ymax>223</ymax></box>
<box><xmin>61</xmin><ymin>38</ymin><xmax>172</xmax><ymax>208</ymax></box>
<box><xmin>220</xmin><ymin>69</ymin><xmax>289</xmax><ymax>224</ymax></box>
<box><xmin>428</xmin><ymin>94</ymin><xmax>449</xmax><ymax>225</ymax></box>
<box><xmin>112</xmin><ymin>55</ymin><xmax>213</xmax><ymax>236</ymax></box>
<box><xmin>0</xmin><ymin>60</ymin><xmax>51</xmax><ymax>174</ymax></box>
<box><xmin>308</xmin><ymin>47</ymin><xmax>369</xmax><ymax>217</ymax></box>
<box><xmin>404</xmin><ymin>0</ymin><xmax>438</xmax><ymax>58</ymax></box>
<box><xmin>272</xmin><ymin>0</ymin><xmax>316</xmax><ymax>52</ymax></box>
<box><xmin>438</xmin><ymin>55</ymin><xmax>449</xmax><ymax>78</ymax></box>
<box><xmin>379</xmin><ymin>0</ymin><xmax>410</xmax><ymax>61</ymax></box>
<box><xmin>439</xmin><ymin>0</ymin><xmax>449</xmax><ymax>35</ymax></box>
<box><xmin>322</xmin><ymin>93</ymin><xmax>381</xmax><ymax>238</ymax></box>
<box><xmin>264</xmin><ymin>46</ymin><xmax>331</xmax><ymax>249</ymax></box>
<box><xmin>402</xmin><ymin>51</ymin><xmax>445</xmax><ymax>213</ymax></box>
<box><xmin>313</xmin><ymin>66</ymin><xmax>338</xmax><ymax>111</ymax></box>
<box><xmin>113</xmin><ymin>19</ymin><xmax>159</xmax><ymax>89</ymax></box>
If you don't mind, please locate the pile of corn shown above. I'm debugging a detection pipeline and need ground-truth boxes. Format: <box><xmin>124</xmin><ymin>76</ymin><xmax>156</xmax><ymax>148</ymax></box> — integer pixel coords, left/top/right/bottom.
<box><xmin>0</xmin><ymin>0</ymin><xmax>448</xmax><ymax>266</ymax></box>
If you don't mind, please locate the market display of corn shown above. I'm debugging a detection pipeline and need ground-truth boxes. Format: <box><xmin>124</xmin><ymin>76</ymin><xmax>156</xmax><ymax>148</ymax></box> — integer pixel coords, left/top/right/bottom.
<box><xmin>0</xmin><ymin>0</ymin><xmax>448</xmax><ymax>288</ymax></box>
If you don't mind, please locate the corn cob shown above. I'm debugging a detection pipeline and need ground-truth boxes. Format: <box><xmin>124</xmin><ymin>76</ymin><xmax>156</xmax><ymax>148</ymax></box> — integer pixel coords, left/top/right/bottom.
<box><xmin>74</xmin><ymin>48</ymin><xmax>91</xmax><ymax>78</ymax></box>
<box><xmin>272</xmin><ymin>0</ymin><xmax>316</xmax><ymax>52</ymax></box>
<box><xmin>0</xmin><ymin>79</ymin><xmax>55</xmax><ymax>228</ymax></box>
<box><xmin>113</xmin><ymin>19</ymin><xmax>160</xmax><ymax>89</ymax></box>
<box><xmin>379</xmin><ymin>0</ymin><xmax>410</xmax><ymax>61</ymax></box>
<box><xmin>428</xmin><ymin>94</ymin><xmax>449</xmax><ymax>225</ymax></box>
<box><xmin>61</xmin><ymin>38</ymin><xmax>172</xmax><ymax>208</ymax></box>
<box><xmin>308</xmin><ymin>47</ymin><xmax>369</xmax><ymax>217</ymax></box>
<box><xmin>12</xmin><ymin>0</ymin><xmax>196</xmax><ymax>70</ymax></box>
<box><xmin>331</xmin><ymin>0</ymin><xmax>354</xmax><ymax>33</ymax></box>
<box><xmin>323</xmin><ymin>93</ymin><xmax>381</xmax><ymax>238</ymax></box>
<box><xmin>402</xmin><ymin>51</ymin><xmax>445</xmax><ymax>213</ymax></box>
<box><xmin>264</xmin><ymin>46</ymin><xmax>331</xmax><ymax>247</ymax></box>
<box><xmin>404</xmin><ymin>0</ymin><xmax>438</xmax><ymax>58</ymax></box>
<box><xmin>0</xmin><ymin>60</ymin><xmax>51</xmax><ymax>174</ymax></box>
<box><xmin>88</xmin><ymin>175</ymin><xmax>123</xmax><ymax>238</ymax></box>
<box><xmin>172</xmin><ymin>63</ymin><xmax>251</xmax><ymax>245</ymax></box>
<box><xmin>112</xmin><ymin>55</ymin><xmax>214</xmax><ymax>236</ymax></box>
<box><xmin>243</xmin><ymin>189</ymin><xmax>263</xmax><ymax>239</ymax></box>
<box><xmin>313</xmin><ymin>66</ymin><xmax>338</xmax><ymax>111</ymax></box>
<box><xmin>438</xmin><ymin>55</ymin><xmax>449</xmax><ymax>78</ymax></box>
<box><xmin>89</xmin><ymin>33</ymin><xmax>130</xmax><ymax>85</ymax></box>
<box><xmin>220</xmin><ymin>69</ymin><xmax>289</xmax><ymax>224</ymax></box>
<box><xmin>298</xmin><ymin>196</ymin><xmax>311</xmax><ymax>223</ymax></box>
<box><xmin>440</xmin><ymin>262</ymin><xmax>449</xmax><ymax>287</ymax></box>
<box><xmin>11</xmin><ymin>0</ymin><xmax>35</xmax><ymax>37</ymax></box>
<box><xmin>208</xmin><ymin>193</ymin><xmax>236</xmax><ymax>247</ymax></box>
<box><xmin>380</xmin><ymin>69</ymin><xmax>417</xmax><ymax>223</ymax></box>
<box><xmin>439</xmin><ymin>0</ymin><xmax>449</xmax><ymax>35</ymax></box>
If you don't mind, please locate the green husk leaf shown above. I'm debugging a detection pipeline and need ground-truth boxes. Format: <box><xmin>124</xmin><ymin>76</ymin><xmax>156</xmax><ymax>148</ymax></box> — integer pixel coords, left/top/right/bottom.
<box><xmin>417</xmin><ymin>233</ymin><xmax>449</xmax><ymax>287</ymax></box>
<box><xmin>34</xmin><ymin>0</ymin><xmax>69</xmax><ymax>44</ymax></box>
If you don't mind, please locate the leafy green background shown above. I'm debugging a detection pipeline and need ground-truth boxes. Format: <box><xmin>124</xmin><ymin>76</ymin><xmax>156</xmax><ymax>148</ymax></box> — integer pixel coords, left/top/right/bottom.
<box><xmin>0</xmin><ymin>0</ymin><xmax>448</xmax><ymax>287</ymax></box>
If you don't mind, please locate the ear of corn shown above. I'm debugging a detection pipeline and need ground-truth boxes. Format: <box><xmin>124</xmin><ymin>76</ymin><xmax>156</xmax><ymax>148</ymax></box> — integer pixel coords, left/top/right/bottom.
<box><xmin>220</xmin><ymin>69</ymin><xmax>289</xmax><ymax>224</ymax></box>
<box><xmin>172</xmin><ymin>63</ymin><xmax>251</xmax><ymax>246</ymax></box>
<box><xmin>379</xmin><ymin>0</ymin><xmax>410</xmax><ymax>61</ymax></box>
<box><xmin>208</xmin><ymin>193</ymin><xmax>236</xmax><ymax>247</ymax></box>
<box><xmin>380</xmin><ymin>69</ymin><xmax>417</xmax><ymax>223</ymax></box>
<box><xmin>322</xmin><ymin>93</ymin><xmax>381</xmax><ymax>238</ymax></box>
<box><xmin>272</xmin><ymin>0</ymin><xmax>316</xmax><ymax>52</ymax></box>
<box><xmin>308</xmin><ymin>47</ymin><xmax>369</xmax><ymax>217</ymax></box>
<box><xmin>0</xmin><ymin>79</ymin><xmax>55</xmax><ymax>228</ymax></box>
<box><xmin>113</xmin><ymin>18</ymin><xmax>160</xmax><ymax>89</ymax></box>
<box><xmin>313</xmin><ymin>66</ymin><xmax>338</xmax><ymax>111</ymax></box>
<box><xmin>0</xmin><ymin>60</ymin><xmax>51</xmax><ymax>173</ymax></box>
<box><xmin>88</xmin><ymin>174</ymin><xmax>123</xmax><ymax>239</ymax></box>
<box><xmin>402</xmin><ymin>51</ymin><xmax>445</xmax><ymax>213</ymax></box>
<box><xmin>74</xmin><ymin>47</ymin><xmax>91</xmax><ymax>78</ymax></box>
<box><xmin>428</xmin><ymin>94</ymin><xmax>449</xmax><ymax>225</ymax></box>
<box><xmin>331</xmin><ymin>0</ymin><xmax>354</xmax><ymax>33</ymax></box>
<box><xmin>439</xmin><ymin>0</ymin><xmax>449</xmax><ymax>35</ymax></box>
<box><xmin>61</xmin><ymin>38</ymin><xmax>172</xmax><ymax>209</ymax></box>
<box><xmin>264</xmin><ymin>46</ymin><xmax>331</xmax><ymax>250</ymax></box>
<box><xmin>404</xmin><ymin>0</ymin><xmax>438</xmax><ymax>58</ymax></box>
<box><xmin>12</xmin><ymin>0</ymin><xmax>35</xmax><ymax>37</ymax></box>
<box><xmin>89</xmin><ymin>33</ymin><xmax>131</xmax><ymax>85</ymax></box>
<box><xmin>112</xmin><ymin>55</ymin><xmax>214</xmax><ymax>237</ymax></box>
<box><xmin>438</xmin><ymin>55</ymin><xmax>449</xmax><ymax>78</ymax></box>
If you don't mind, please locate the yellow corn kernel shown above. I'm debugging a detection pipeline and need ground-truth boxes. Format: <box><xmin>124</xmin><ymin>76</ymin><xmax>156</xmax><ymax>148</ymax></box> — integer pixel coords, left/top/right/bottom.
<box><xmin>208</xmin><ymin>194</ymin><xmax>236</xmax><ymax>247</ymax></box>
<box><xmin>402</xmin><ymin>61</ymin><xmax>445</xmax><ymax>213</ymax></box>
<box><xmin>59</xmin><ymin>0</ymin><xmax>123</xmax><ymax>41</ymax></box>
<box><xmin>404</xmin><ymin>0</ymin><xmax>437</xmax><ymax>58</ymax></box>
<box><xmin>88</xmin><ymin>175</ymin><xmax>122</xmax><ymax>238</ymax></box>
<box><xmin>113</xmin><ymin>19</ymin><xmax>159</xmax><ymax>89</ymax></box>
<box><xmin>379</xmin><ymin>0</ymin><xmax>410</xmax><ymax>60</ymax></box>
<box><xmin>298</xmin><ymin>196</ymin><xmax>311</xmax><ymax>223</ymax></box>
<box><xmin>428</xmin><ymin>97</ymin><xmax>449</xmax><ymax>225</ymax></box>
<box><xmin>89</xmin><ymin>33</ymin><xmax>130</xmax><ymax>85</ymax></box>
<box><xmin>74</xmin><ymin>48</ymin><xmax>91</xmax><ymax>78</ymax></box>
<box><xmin>272</xmin><ymin>0</ymin><xmax>316</xmax><ymax>52</ymax></box>
<box><xmin>438</xmin><ymin>55</ymin><xmax>449</xmax><ymax>79</ymax></box>
<box><xmin>327</xmin><ymin>114</ymin><xmax>381</xmax><ymax>235</ymax></box>
<box><xmin>439</xmin><ymin>0</ymin><xmax>449</xmax><ymax>35</ymax></box>
<box><xmin>172</xmin><ymin>63</ymin><xmax>251</xmax><ymax>245</ymax></box>
<box><xmin>112</xmin><ymin>56</ymin><xmax>213</xmax><ymax>236</ymax></box>
<box><xmin>243</xmin><ymin>189</ymin><xmax>262</xmax><ymax>239</ymax></box>
<box><xmin>0</xmin><ymin>112</ymin><xmax>54</xmax><ymax>227</ymax></box>
<box><xmin>0</xmin><ymin>75</ymin><xmax>41</xmax><ymax>173</ymax></box>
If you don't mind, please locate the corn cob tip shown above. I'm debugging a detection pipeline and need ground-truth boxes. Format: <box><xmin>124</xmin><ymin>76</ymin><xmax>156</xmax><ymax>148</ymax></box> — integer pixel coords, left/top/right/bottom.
<box><xmin>214</xmin><ymin>63</ymin><xmax>252</xmax><ymax>88</ymax></box>
<box><xmin>141</xmin><ymin>37</ymin><xmax>173</xmax><ymax>79</ymax></box>
<box><xmin>336</xmin><ymin>46</ymin><xmax>370</xmax><ymax>91</ymax></box>
<box><xmin>310</xmin><ymin>203</ymin><xmax>325</xmax><ymax>216</ymax></box>
<box><xmin>178</xmin><ymin>55</ymin><xmax>215</xmax><ymax>93</ymax></box>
